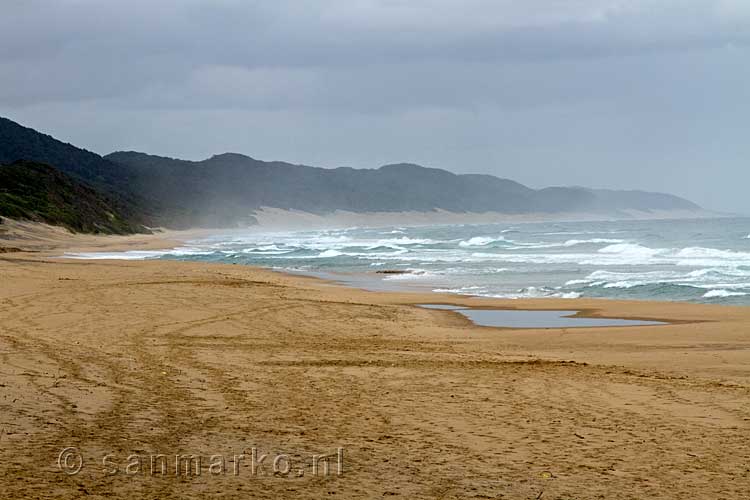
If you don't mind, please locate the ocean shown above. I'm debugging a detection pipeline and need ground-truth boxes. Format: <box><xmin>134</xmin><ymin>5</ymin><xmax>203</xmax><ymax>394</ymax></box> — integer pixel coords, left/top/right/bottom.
<box><xmin>70</xmin><ymin>217</ymin><xmax>750</xmax><ymax>305</ymax></box>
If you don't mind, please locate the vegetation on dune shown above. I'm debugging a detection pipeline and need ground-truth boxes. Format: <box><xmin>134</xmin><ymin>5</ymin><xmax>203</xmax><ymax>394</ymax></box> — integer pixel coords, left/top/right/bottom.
<box><xmin>0</xmin><ymin>160</ymin><xmax>147</xmax><ymax>234</ymax></box>
<box><xmin>0</xmin><ymin>117</ymin><xmax>155</xmax><ymax>229</ymax></box>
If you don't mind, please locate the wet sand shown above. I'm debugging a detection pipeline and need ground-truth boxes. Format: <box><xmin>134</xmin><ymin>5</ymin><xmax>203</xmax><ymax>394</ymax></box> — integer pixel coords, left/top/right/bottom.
<box><xmin>1</xmin><ymin>221</ymin><xmax>749</xmax><ymax>498</ymax></box>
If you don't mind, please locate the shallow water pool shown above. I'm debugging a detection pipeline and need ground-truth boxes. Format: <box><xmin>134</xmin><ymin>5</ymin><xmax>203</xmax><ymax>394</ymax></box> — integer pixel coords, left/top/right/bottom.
<box><xmin>420</xmin><ymin>305</ymin><xmax>667</xmax><ymax>328</ymax></box>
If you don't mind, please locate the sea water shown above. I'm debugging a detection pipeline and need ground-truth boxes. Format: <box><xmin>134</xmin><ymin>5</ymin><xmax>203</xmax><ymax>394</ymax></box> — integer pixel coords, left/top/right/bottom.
<box><xmin>68</xmin><ymin>217</ymin><xmax>750</xmax><ymax>305</ymax></box>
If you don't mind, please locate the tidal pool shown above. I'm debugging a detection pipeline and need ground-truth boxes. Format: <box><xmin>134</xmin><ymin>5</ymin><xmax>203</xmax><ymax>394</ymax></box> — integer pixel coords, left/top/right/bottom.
<box><xmin>419</xmin><ymin>305</ymin><xmax>667</xmax><ymax>328</ymax></box>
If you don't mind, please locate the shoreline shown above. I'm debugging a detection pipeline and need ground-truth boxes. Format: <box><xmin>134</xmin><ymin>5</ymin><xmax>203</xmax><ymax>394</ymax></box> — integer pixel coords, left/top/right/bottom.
<box><xmin>1</xmin><ymin>222</ymin><xmax>746</xmax><ymax>379</ymax></box>
<box><xmin>2</xmin><ymin>221</ymin><xmax>750</xmax><ymax>498</ymax></box>
<box><xmin>15</xmin><ymin>214</ymin><xmax>750</xmax><ymax>307</ymax></box>
<box><xmin>1</xmin><ymin>217</ymin><xmax>743</xmax><ymax>326</ymax></box>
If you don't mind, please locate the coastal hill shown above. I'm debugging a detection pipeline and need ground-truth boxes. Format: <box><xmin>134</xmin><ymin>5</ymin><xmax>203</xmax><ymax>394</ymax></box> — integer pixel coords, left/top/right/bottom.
<box><xmin>106</xmin><ymin>152</ymin><xmax>700</xmax><ymax>226</ymax></box>
<box><xmin>1</xmin><ymin>116</ymin><xmax>703</xmax><ymax>233</ymax></box>
<box><xmin>0</xmin><ymin>160</ymin><xmax>145</xmax><ymax>234</ymax></box>
<box><xmin>0</xmin><ymin>117</ymin><xmax>153</xmax><ymax>231</ymax></box>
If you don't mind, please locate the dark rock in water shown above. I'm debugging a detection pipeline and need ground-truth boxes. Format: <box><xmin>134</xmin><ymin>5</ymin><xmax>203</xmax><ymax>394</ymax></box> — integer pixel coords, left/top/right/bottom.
<box><xmin>375</xmin><ymin>270</ymin><xmax>411</xmax><ymax>275</ymax></box>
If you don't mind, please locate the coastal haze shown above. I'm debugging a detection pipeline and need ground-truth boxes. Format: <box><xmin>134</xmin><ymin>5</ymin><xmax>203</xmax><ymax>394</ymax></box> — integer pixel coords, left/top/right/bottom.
<box><xmin>1</xmin><ymin>1</ymin><xmax>749</xmax><ymax>213</ymax></box>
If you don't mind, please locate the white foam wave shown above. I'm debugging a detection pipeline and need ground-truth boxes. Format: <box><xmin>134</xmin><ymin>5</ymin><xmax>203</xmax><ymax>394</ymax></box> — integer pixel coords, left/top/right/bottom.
<box><xmin>65</xmin><ymin>251</ymin><xmax>166</xmax><ymax>260</ymax></box>
<box><xmin>675</xmin><ymin>247</ymin><xmax>750</xmax><ymax>265</ymax></box>
<box><xmin>381</xmin><ymin>269</ymin><xmax>439</xmax><ymax>280</ymax></box>
<box><xmin>458</xmin><ymin>236</ymin><xmax>506</xmax><ymax>247</ymax></box>
<box><xmin>64</xmin><ymin>247</ymin><xmax>211</xmax><ymax>260</ymax></box>
<box><xmin>385</xmin><ymin>237</ymin><xmax>436</xmax><ymax>245</ymax></box>
<box><xmin>240</xmin><ymin>244</ymin><xmax>293</xmax><ymax>255</ymax></box>
<box><xmin>434</xmin><ymin>285</ymin><xmax>580</xmax><ymax>300</ymax></box>
<box><xmin>566</xmin><ymin>268</ymin><xmax>750</xmax><ymax>293</ymax></box>
<box><xmin>318</xmin><ymin>249</ymin><xmax>343</xmax><ymax>258</ymax></box>
<box><xmin>703</xmin><ymin>289</ymin><xmax>749</xmax><ymax>298</ymax></box>
<box><xmin>686</xmin><ymin>268</ymin><xmax>750</xmax><ymax>278</ymax></box>
<box><xmin>515</xmin><ymin>238</ymin><xmax>626</xmax><ymax>250</ymax></box>
<box><xmin>598</xmin><ymin>243</ymin><xmax>663</xmax><ymax>257</ymax></box>
<box><xmin>433</xmin><ymin>286</ymin><xmax>487</xmax><ymax>294</ymax></box>
<box><xmin>487</xmin><ymin>287</ymin><xmax>582</xmax><ymax>299</ymax></box>
<box><xmin>562</xmin><ymin>238</ymin><xmax>624</xmax><ymax>247</ymax></box>
<box><xmin>697</xmin><ymin>282</ymin><xmax>750</xmax><ymax>290</ymax></box>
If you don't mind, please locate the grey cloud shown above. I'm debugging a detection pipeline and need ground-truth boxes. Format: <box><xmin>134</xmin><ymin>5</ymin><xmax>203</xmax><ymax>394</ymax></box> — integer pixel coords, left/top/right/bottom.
<box><xmin>0</xmin><ymin>1</ymin><xmax>749</xmax><ymax>212</ymax></box>
<box><xmin>2</xmin><ymin>0</ymin><xmax>748</xmax><ymax>106</ymax></box>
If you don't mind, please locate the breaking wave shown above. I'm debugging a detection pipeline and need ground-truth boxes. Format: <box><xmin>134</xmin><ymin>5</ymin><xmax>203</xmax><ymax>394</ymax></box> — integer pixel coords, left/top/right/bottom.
<box><xmin>63</xmin><ymin>217</ymin><xmax>750</xmax><ymax>304</ymax></box>
<box><xmin>703</xmin><ymin>289</ymin><xmax>749</xmax><ymax>298</ymax></box>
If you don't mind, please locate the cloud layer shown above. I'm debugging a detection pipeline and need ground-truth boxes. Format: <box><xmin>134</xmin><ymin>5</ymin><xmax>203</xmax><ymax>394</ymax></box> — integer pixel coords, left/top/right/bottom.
<box><xmin>1</xmin><ymin>0</ymin><xmax>749</xmax><ymax>212</ymax></box>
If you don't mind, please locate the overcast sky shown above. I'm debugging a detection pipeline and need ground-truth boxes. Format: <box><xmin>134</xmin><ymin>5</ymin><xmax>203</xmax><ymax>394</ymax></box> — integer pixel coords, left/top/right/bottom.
<box><xmin>1</xmin><ymin>1</ymin><xmax>749</xmax><ymax>213</ymax></box>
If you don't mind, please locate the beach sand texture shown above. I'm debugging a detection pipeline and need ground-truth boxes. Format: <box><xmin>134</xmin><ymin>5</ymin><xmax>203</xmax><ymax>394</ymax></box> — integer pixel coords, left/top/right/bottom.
<box><xmin>1</xmin><ymin>222</ymin><xmax>749</xmax><ymax>499</ymax></box>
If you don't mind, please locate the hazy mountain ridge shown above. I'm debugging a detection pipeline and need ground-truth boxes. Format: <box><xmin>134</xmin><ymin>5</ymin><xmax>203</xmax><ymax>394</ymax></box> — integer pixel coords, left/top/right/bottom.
<box><xmin>107</xmin><ymin>150</ymin><xmax>700</xmax><ymax>223</ymax></box>
<box><xmin>0</xmin><ymin>116</ymin><xmax>703</xmax><ymax>232</ymax></box>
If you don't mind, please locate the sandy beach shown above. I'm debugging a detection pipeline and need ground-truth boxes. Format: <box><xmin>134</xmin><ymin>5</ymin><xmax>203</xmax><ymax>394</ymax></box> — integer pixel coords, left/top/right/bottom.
<box><xmin>1</xmin><ymin>221</ymin><xmax>749</xmax><ymax>499</ymax></box>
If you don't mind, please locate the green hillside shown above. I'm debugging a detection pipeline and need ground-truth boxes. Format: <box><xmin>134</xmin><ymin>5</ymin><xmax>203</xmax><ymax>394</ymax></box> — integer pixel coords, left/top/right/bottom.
<box><xmin>0</xmin><ymin>160</ymin><xmax>147</xmax><ymax>234</ymax></box>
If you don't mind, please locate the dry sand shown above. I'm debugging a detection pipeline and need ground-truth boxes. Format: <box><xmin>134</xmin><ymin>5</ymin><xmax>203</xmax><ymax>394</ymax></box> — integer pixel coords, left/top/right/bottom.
<box><xmin>1</xmin><ymin>221</ymin><xmax>749</xmax><ymax>499</ymax></box>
